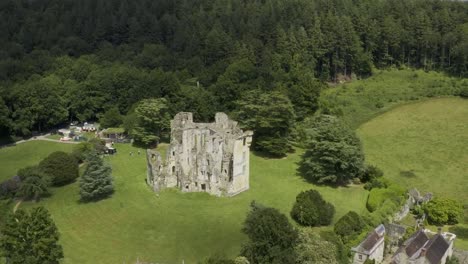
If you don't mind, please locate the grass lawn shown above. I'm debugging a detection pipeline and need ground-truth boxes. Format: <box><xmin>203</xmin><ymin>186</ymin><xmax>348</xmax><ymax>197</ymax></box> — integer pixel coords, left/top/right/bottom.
<box><xmin>0</xmin><ymin>141</ymin><xmax>75</xmax><ymax>182</ymax></box>
<box><xmin>46</xmin><ymin>134</ymin><xmax>62</xmax><ymax>140</ymax></box>
<box><xmin>320</xmin><ymin>69</ymin><xmax>465</xmax><ymax>128</ymax></box>
<box><xmin>357</xmin><ymin>97</ymin><xmax>468</xmax><ymax>249</ymax></box>
<box><xmin>12</xmin><ymin>143</ymin><xmax>368</xmax><ymax>263</ymax></box>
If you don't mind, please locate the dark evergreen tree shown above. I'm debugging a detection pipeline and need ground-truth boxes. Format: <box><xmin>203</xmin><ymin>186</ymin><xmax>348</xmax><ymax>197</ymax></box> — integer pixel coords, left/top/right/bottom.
<box><xmin>299</xmin><ymin>115</ymin><xmax>366</xmax><ymax>185</ymax></box>
<box><xmin>290</xmin><ymin>190</ymin><xmax>335</xmax><ymax>227</ymax></box>
<box><xmin>241</xmin><ymin>202</ymin><xmax>298</xmax><ymax>264</ymax></box>
<box><xmin>39</xmin><ymin>151</ymin><xmax>79</xmax><ymax>186</ymax></box>
<box><xmin>234</xmin><ymin>91</ymin><xmax>295</xmax><ymax>157</ymax></box>
<box><xmin>79</xmin><ymin>152</ymin><xmax>114</xmax><ymax>202</ymax></box>
<box><xmin>99</xmin><ymin>107</ymin><xmax>123</xmax><ymax>128</ymax></box>
<box><xmin>0</xmin><ymin>207</ymin><xmax>63</xmax><ymax>264</ymax></box>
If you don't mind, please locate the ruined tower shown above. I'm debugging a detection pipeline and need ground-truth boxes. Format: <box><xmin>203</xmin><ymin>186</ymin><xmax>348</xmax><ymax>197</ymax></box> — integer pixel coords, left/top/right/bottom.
<box><xmin>146</xmin><ymin>112</ymin><xmax>253</xmax><ymax>196</ymax></box>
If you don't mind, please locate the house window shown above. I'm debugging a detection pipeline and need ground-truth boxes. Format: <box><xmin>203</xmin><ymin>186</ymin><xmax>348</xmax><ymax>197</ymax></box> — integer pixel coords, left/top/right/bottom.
<box><xmin>201</xmin><ymin>184</ymin><xmax>206</xmax><ymax>191</ymax></box>
<box><xmin>172</xmin><ymin>151</ymin><xmax>175</xmax><ymax>156</ymax></box>
<box><xmin>172</xmin><ymin>166</ymin><xmax>175</xmax><ymax>174</ymax></box>
<box><xmin>358</xmin><ymin>254</ymin><xmax>362</xmax><ymax>260</ymax></box>
<box><xmin>207</xmin><ymin>159</ymin><xmax>209</xmax><ymax>165</ymax></box>
<box><xmin>243</xmin><ymin>138</ymin><xmax>246</xmax><ymax>146</ymax></box>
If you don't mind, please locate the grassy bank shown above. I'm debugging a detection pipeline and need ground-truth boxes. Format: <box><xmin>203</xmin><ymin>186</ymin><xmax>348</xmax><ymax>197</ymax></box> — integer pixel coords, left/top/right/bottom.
<box><xmin>357</xmin><ymin>97</ymin><xmax>468</xmax><ymax>249</ymax></box>
<box><xmin>320</xmin><ymin>69</ymin><xmax>466</xmax><ymax>128</ymax></box>
<box><xmin>0</xmin><ymin>141</ymin><xmax>75</xmax><ymax>182</ymax></box>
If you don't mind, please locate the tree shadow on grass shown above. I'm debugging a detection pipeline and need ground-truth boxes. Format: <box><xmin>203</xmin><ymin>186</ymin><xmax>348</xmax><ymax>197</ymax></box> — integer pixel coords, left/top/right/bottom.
<box><xmin>294</xmin><ymin>161</ymin><xmax>349</xmax><ymax>189</ymax></box>
<box><xmin>77</xmin><ymin>191</ymin><xmax>115</xmax><ymax>204</ymax></box>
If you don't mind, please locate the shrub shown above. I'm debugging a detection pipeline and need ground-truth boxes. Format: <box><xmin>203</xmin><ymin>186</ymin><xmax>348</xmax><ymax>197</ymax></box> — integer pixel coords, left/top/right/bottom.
<box><xmin>366</xmin><ymin>184</ymin><xmax>405</xmax><ymax>212</ymax></box>
<box><xmin>361</xmin><ymin>165</ymin><xmax>384</xmax><ymax>183</ymax></box>
<box><xmin>459</xmin><ymin>85</ymin><xmax>468</xmax><ymax>98</ymax></box>
<box><xmin>295</xmin><ymin>229</ymin><xmax>339</xmax><ymax>264</ymax></box>
<box><xmin>88</xmin><ymin>138</ymin><xmax>107</xmax><ymax>154</ymax></box>
<box><xmin>334</xmin><ymin>211</ymin><xmax>366</xmax><ymax>242</ymax></box>
<box><xmin>363</xmin><ymin>178</ymin><xmax>387</xmax><ymax>190</ymax></box>
<box><xmin>423</xmin><ymin>198</ymin><xmax>463</xmax><ymax>225</ymax></box>
<box><xmin>0</xmin><ymin>176</ymin><xmax>21</xmax><ymax>199</ymax></box>
<box><xmin>71</xmin><ymin>142</ymin><xmax>94</xmax><ymax>163</ymax></box>
<box><xmin>291</xmin><ymin>190</ymin><xmax>335</xmax><ymax>226</ymax></box>
<box><xmin>39</xmin><ymin>151</ymin><xmax>79</xmax><ymax>186</ymax></box>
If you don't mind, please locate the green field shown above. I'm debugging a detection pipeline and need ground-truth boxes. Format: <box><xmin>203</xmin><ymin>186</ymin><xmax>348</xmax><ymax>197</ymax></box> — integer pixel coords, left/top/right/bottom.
<box><xmin>0</xmin><ymin>141</ymin><xmax>75</xmax><ymax>182</ymax></box>
<box><xmin>6</xmin><ymin>143</ymin><xmax>368</xmax><ymax>263</ymax></box>
<box><xmin>321</xmin><ymin>69</ymin><xmax>466</xmax><ymax>128</ymax></box>
<box><xmin>357</xmin><ymin>97</ymin><xmax>468</xmax><ymax>249</ymax></box>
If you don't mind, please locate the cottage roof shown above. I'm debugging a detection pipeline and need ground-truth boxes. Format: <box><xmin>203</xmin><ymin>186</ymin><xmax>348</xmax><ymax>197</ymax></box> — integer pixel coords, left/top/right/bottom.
<box><xmin>424</xmin><ymin>234</ymin><xmax>449</xmax><ymax>264</ymax></box>
<box><xmin>103</xmin><ymin>127</ymin><xmax>125</xmax><ymax>134</ymax></box>
<box><xmin>404</xmin><ymin>230</ymin><xmax>429</xmax><ymax>257</ymax></box>
<box><xmin>352</xmin><ymin>224</ymin><xmax>385</xmax><ymax>254</ymax></box>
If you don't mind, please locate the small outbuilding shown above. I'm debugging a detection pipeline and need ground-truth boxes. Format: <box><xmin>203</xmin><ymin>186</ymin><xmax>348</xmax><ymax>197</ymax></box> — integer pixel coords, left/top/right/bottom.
<box><xmin>352</xmin><ymin>224</ymin><xmax>386</xmax><ymax>264</ymax></box>
<box><xmin>100</xmin><ymin>127</ymin><xmax>126</xmax><ymax>140</ymax></box>
<box><xmin>82</xmin><ymin>122</ymin><xmax>97</xmax><ymax>132</ymax></box>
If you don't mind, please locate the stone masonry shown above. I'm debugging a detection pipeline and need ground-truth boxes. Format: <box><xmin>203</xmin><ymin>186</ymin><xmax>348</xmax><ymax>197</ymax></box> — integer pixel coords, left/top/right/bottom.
<box><xmin>146</xmin><ymin>112</ymin><xmax>253</xmax><ymax>196</ymax></box>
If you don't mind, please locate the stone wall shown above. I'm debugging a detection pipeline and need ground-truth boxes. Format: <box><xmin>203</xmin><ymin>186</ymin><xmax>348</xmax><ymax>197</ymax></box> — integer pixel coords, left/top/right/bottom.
<box><xmin>147</xmin><ymin>112</ymin><xmax>253</xmax><ymax>197</ymax></box>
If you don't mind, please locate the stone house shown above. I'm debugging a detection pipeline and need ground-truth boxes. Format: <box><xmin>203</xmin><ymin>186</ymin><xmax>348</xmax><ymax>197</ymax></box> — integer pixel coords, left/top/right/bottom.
<box><xmin>352</xmin><ymin>224</ymin><xmax>386</xmax><ymax>263</ymax></box>
<box><xmin>146</xmin><ymin>112</ymin><xmax>253</xmax><ymax>197</ymax></box>
<box><xmin>391</xmin><ymin>228</ymin><xmax>456</xmax><ymax>264</ymax></box>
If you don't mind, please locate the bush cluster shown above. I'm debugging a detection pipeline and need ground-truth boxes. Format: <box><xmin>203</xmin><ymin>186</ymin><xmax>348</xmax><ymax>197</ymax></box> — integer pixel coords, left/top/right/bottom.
<box><xmin>291</xmin><ymin>190</ymin><xmax>335</xmax><ymax>227</ymax></box>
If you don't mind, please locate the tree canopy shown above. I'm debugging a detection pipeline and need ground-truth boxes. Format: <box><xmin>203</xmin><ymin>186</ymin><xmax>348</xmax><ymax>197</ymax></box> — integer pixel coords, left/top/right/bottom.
<box><xmin>299</xmin><ymin>115</ymin><xmax>366</xmax><ymax>185</ymax></box>
<box><xmin>0</xmin><ymin>207</ymin><xmax>63</xmax><ymax>264</ymax></box>
<box><xmin>241</xmin><ymin>202</ymin><xmax>298</xmax><ymax>264</ymax></box>
<box><xmin>39</xmin><ymin>151</ymin><xmax>79</xmax><ymax>186</ymax></box>
<box><xmin>131</xmin><ymin>98</ymin><xmax>171</xmax><ymax>147</ymax></box>
<box><xmin>234</xmin><ymin>91</ymin><xmax>295</xmax><ymax>157</ymax></box>
<box><xmin>0</xmin><ymin>0</ymin><xmax>466</xmax><ymax>140</ymax></box>
<box><xmin>79</xmin><ymin>152</ymin><xmax>114</xmax><ymax>202</ymax></box>
<box><xmin>290</xmin><ymin>190</ymin><xmax>335</xmax><ymax>227</ymax></box>
<box><xmin>423</xmin><ymin>198</ymin><xmax>464</xmax><ymax>225</ymax></box>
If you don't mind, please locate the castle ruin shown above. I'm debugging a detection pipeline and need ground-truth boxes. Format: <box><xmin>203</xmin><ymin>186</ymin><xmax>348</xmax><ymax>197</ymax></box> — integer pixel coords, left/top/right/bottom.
<box><xmin>146</xmin><ymin>112</ymin><xmax>253</xmax><ymax>196</ymax></box>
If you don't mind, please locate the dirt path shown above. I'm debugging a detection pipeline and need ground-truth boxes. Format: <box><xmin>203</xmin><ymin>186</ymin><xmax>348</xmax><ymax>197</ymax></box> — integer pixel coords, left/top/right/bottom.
<box><xmin>13</xmin><ymin>199</ymin><xmax>22</xmax><ymax>213</ymax></box>
<box><xmin>1</xmin><ymin>134</ymin><xmax>80</xmax><ymax>149</ymax></box>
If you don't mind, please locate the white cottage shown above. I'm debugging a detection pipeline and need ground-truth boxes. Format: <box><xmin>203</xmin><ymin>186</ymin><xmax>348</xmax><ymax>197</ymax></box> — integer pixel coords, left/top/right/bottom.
<box><xmin>352</xmin><ymin>224</ymin><xmax>386</xmax><ymax>264</ymax></box>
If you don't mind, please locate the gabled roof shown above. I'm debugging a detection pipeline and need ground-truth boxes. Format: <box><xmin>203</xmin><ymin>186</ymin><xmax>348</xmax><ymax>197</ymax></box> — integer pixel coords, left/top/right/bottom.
<box><xmin>404</xmin><ymin>230</ymin><xmax>429</xmax><ymax>257</ymax></box>
<box><xmin>392</xmin><ymin>229</ymin><xmax>453</xmax><ymax>264</ymax></box>
<box><xmin>352</xmin><ymin>224</ymin><xmax>385</xmax><ymax>254</ymax></box>
<box><xmin>424</xmin><ymin>234</ymin><xmax>449</xmax><ymax>264</ymax></box>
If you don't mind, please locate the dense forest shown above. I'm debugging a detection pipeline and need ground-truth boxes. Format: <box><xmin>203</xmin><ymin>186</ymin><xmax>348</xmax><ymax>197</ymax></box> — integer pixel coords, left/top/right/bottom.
<box><xmin>0</xmin><ymin>0</ymin><xmax>467</xmax><ymax>141</ymax></box>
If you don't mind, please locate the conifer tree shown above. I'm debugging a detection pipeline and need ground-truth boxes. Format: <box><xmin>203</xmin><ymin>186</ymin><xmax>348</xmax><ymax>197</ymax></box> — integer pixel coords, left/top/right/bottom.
<box><xmin>79</xmin><ymin>152</ymin><xmax>114</xmax><ymax>202</ymax></box>
<box><xmin>0</xmin><ymin>207</ymin><xmax>63</xmax><ymax>264</ymax></box>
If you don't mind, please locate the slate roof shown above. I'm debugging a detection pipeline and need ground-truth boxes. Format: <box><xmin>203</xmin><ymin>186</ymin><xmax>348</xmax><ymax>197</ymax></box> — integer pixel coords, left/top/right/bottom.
<box><xmin>405</xmin><ymin>230</ymin><xmax>429</xmax><ymax>257</ymax></box>
<box><xmin>424</xmin><ymin>234</ymin><xmax>449</xmax><ymax>264</ymax></box>
<box><xmin>352</xmin><ymin>224</ymin><xmax>385</xmax><ymax>254</ymax></box>
<box><xmin>392</xmin><ymin>230</ymin><xmax>452</xmax><ymax>264</ymax></box>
